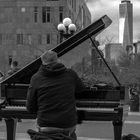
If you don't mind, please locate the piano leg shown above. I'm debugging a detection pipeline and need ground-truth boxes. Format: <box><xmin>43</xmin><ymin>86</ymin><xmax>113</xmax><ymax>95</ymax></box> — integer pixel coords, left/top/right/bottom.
<box><xmin>5</xmin><ymin>118</ymin><xmax>17</xmax><ymax>140</ymax></box>
<box><xmin>113</xmin><ymin>120</ymin><xmax>123</xmax><ymax>140</ymax></box>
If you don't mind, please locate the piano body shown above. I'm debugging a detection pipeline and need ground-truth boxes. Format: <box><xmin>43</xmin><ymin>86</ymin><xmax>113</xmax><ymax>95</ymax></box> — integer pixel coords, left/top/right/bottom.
<box><xmin>0</xmin><ymin>15</ymin><xmax>129</xmax><ymax>140</ymax></box>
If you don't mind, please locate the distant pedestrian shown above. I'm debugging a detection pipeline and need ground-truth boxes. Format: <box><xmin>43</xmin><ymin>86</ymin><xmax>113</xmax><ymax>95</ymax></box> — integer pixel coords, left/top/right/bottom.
<box><xmin>7</xmin><ymin>61</ymin><xmax>20</xmax><ymax>76</ymax></box>
<box><xmin>7</xmin><ymin>60</ymin><xmax>22</xmax><ymax>122</ymax></box>
<box><xmin>0</xmin><ymin>71</ymin><xmax>4</xmax><ymax>81</ymax></box>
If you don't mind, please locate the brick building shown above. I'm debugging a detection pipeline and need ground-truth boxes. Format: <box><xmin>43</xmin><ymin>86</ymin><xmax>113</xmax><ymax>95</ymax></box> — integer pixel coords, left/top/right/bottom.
<box><xmin>0</xmin><ymin>0</ymin><xmax>91</xmax><ymax>73</ymax></box>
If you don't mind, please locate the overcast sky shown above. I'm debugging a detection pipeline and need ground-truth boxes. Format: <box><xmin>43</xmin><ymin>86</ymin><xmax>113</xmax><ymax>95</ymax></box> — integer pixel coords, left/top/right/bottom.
<box><xmin>86</xmin><ymin>0</ymin><xmax>140</xmax><ymax>43</ymax></box>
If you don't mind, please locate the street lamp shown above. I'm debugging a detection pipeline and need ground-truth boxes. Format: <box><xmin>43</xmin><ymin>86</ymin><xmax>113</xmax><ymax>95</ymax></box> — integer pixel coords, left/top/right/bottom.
<box><xmin>57</xmin><ymin>17</ymin><xmax>76</xmax><ymax>42</ymax></box>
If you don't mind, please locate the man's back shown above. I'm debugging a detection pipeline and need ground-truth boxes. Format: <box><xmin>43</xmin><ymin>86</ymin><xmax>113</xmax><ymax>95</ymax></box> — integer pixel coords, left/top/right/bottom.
<box><xmin>26</xmin><ymin>50</ymin><xmax>85</xmax><ymax>140</ymax></box>
<box><xmin>26</xmin><ymin>62</ymin><xmax>85</xmax><ymax>128</ymax></box>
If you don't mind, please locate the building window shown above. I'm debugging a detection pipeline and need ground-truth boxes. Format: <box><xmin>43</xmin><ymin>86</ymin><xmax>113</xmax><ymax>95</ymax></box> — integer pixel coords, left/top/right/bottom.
<box><xmin>42</xmin><ymin>7</ymin><xmax>46</xmax><ymax>23</ymax></box>
<box><xmin>8</xmin><ymin>55</ymin><xmax>13</xmax><ymax>66</ymax></box>
<box><xmin>59</xmin><ymin>7</ymin><xmax>63</xmax><ymax>22</ymax></box>
<box><xmin>27</xmin><ymin>34</ymin><xmax>32</xmax><ymax>45</ymax></box>
<box><xmin>72</xmin><ymin>0</ymin><xmax>74</xmax><ymax>8</ymax></box>
<box><xmin>42</xmin><ymin>7</ymin><xmax>51</xmax><ymax>23</ymax></box>
<box><xmin>5</xmin><ymin>8</ymin><xmax>13</xmax><ymax>23</ymax></box>
<box><xmin>74</xmin><ymin>0</ymin><xmax>76</xmax><ymax>11</ymax></box>
<box><xmin>21</xmin><ymin>7</ymin><xmax>26</xmax><ymax>13</ymax></box>
<box><xmin>38</xmin><ymin>34</ymin><xmax>42</xmax><ymax>44</ymax></box>
<box><xmin>34</xmin><ymin>7</ymin><xmax>38</xmax><ymax>23</ymax></box>
<box><xmin>57</xmin><ymin>34</ymin><xmax>59</xmax><ymax>44</ymax></box>
<box><xmin>17</xmin><ymin>34</ymin><xmax>23</xmax><ymax>45</ymax></box>
<box><xmin>47</xmin><ymin>7</ymin><xmax>51</xmax><ymax>22</ymax></box>
<box><xmin>0</xmin><ymin>34</ymin><xmax>2</xmax><ymax>45</ymax></box>
<box><xmin>70</xmin><ymin>0</ymin><xmax>71</xmax><ymax>5</ymax></box>
<box><xmin>46</xmin><ymin>33</ymin><xmax>51</xmax><ymax>44</ymax></box>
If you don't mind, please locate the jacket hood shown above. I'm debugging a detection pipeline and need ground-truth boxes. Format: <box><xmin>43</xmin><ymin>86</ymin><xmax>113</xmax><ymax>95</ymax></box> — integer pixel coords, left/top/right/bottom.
<box><xmin>39</xmin><ymin>62</ymin><xmax>67</xmax><ymax>77</ymax></box>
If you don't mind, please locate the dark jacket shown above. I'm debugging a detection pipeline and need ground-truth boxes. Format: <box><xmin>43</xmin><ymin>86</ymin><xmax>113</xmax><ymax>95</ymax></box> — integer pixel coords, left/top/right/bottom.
<box><xmin>26</xmin><ymin>62</ymin><xmax>85</xmax><ymax>128</ymax></box>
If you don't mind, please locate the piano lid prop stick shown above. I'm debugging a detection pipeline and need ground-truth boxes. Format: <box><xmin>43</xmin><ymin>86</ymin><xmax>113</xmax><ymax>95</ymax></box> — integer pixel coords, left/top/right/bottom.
<box><xmin>88</xmin><ymin>35</ymin><xmax>121</xmax><ymax>86</ymax></box>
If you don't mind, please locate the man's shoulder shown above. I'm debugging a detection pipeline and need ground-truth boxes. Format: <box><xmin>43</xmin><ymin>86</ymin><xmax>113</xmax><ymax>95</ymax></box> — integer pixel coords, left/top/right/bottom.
<box><xmin>66</xmin><ymin>68</ymin><xmax>78</xmax><ymax>76</ymax></box>
<box><xmin>31</xmin><ymin>71</ymin><xmax>41</xmax><ymax>80</ymax></box>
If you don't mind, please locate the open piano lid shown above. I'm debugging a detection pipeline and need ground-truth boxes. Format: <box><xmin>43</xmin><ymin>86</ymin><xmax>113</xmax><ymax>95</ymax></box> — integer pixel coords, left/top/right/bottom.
<box><xmin>0</xmin><ymin>15</ymin><xmax>112</xmax><ymax>84</ymax></box>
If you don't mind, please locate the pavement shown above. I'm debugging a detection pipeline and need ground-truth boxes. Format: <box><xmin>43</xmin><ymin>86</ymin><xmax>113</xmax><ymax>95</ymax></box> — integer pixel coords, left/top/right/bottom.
<box><xmin>0</xmin><ymin>134</ymin><xmax>112</xmax><ymax>140</ymax></box>
<box><xmin>0</xmin><ymin>112</ymin><xmax>140</xmax><ymax>140</ymax></box>
<box><xmin>0</xmin><ymin>130</ymin><xmax>112</xmax><ymax>140</ymax></box>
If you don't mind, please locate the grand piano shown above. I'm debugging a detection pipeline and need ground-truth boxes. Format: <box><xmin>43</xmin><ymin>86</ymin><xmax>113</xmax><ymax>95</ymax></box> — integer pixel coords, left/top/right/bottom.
<box><xmin>0</xmin><ymin>15</ymin><xmax>129</xmax><ymax>140</ymax></box>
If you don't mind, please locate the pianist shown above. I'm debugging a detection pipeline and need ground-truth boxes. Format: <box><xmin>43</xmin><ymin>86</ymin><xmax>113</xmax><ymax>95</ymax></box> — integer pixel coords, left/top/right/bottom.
<box><xmin>26</xmin><ymin>50</ymin><xmax>86</xmax><ymax>140</ymax></box>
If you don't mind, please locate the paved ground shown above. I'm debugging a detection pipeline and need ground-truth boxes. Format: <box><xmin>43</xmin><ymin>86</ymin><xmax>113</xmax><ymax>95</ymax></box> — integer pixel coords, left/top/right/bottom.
<box><xmin>0</xmin><ymin>112</ymin><xmax>140</xmax><ymax>140</ymax></box>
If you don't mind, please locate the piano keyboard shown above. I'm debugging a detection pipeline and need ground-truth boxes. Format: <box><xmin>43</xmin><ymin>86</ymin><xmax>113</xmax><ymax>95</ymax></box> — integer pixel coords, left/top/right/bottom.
<box><xmin>4</xmin><ymin>106</ymin><xmax>116</xmax><ymax>113</ymax></box>
<box><xmin>0</xmin><ymin>106</ymin><xmax>36</xmax><ymax>119</ymax></box>
<box><xmin>77</xmin><ymin>107</ymin><xmax>116</xmax><ymax>112</ymax></box>
<box><xmin>5</xmin><ymin>106</ymin><xmax>26</xmax><ymax>110</ymax></box>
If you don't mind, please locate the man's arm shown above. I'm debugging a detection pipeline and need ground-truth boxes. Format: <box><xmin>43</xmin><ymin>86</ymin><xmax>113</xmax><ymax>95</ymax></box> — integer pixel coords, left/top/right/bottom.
<box><xmin>70</xmin><ymin>70</ymin><xmax>86</xmax><ymax>94</ymax></box>
<box><xmin>26</xmin><ymin>77</ymin><xmax>37</xmax><ymax>113</ymax></box>
<box><xmin>75</xmin><ymin>75</ymin><xmax>86</xmax><ymax>94</ymax></box>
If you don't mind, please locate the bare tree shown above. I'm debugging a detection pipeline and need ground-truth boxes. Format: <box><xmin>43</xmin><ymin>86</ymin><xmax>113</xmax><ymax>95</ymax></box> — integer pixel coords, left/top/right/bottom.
<box><xmin>96</xmin><ymin>34</ymin><xmax>115</xmax><ymax>45</ymax></box>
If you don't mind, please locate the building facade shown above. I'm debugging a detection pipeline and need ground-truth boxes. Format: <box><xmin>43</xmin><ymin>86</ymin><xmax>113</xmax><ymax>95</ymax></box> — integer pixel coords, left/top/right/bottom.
<box><xmin>119</xmin><ymin>0</ymin><xmax>133</xmax><ymax>52</ymax></box>
<box><xmin>0</xmin><ymin>0</ymin><xmax>91</xmax><ymax>73</ymax></box>
<box><xmin>105</xmin><ymin>43</ymin><xmax>124</xmax><ymax>65</ymax></box>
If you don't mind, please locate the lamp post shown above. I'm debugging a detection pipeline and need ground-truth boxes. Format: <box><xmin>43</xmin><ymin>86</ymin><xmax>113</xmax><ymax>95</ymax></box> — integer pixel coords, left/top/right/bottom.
<box><xmin>57</xmin><ymin>17</ymin><xmax>76</xmax><ymax>42</ymax></box>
